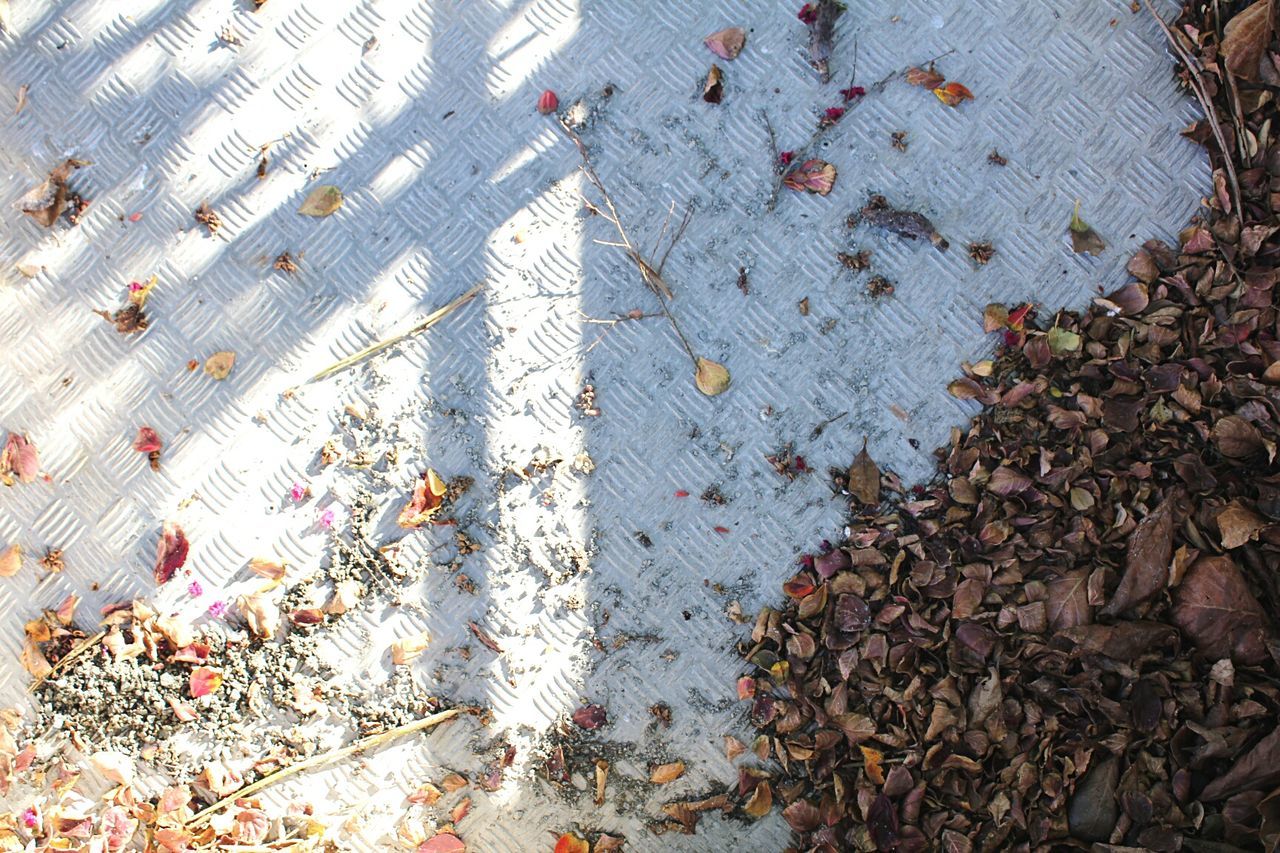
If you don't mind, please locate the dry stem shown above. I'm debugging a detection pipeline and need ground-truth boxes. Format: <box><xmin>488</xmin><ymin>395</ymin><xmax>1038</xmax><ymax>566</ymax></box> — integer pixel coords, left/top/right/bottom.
<box><xmin>557</xmin><ymin>120</ymin><xmax>699</xmax><ymax>366</ymax></box>
<box><xmin>187</xmin><ymin>706</ymin><xmax>472</xmax><ymax>826</ymax></box>
<box><xmin>1143</xmin><ymin>0</ymin><xmax>1243</xmax><ymax>227</ymax></box>
<box><xmin>309</xmin><ymin>282</ymin><xmax>484</xmax><ymax>381</ymax></box>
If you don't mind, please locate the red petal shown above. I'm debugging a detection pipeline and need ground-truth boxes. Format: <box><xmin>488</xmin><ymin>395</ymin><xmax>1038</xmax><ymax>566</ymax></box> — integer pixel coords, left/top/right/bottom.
<box><xmin>154</xmin><ymin>522</ymin><xmax>189</xmax><ymax>585</ymax></box>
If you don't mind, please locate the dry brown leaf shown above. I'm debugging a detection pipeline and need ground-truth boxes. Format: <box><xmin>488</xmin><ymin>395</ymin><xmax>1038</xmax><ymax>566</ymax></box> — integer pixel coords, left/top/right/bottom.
<box><xmin>847</xmin><ymin>438</ymin><xmax>880</xmax><ymax>506</ymax></box>
<box><xmin>649</xmin><ymin>760</ymin><xmax>685</xmax><ymax>784</ymax></box>
<box><xmin>1172</xmin><ymin>555</ymin><xmax>1273</xmax><ymax>665</ymax></box>
<box><xmin>0</xmin><ymin>544</ymin><xmax>21</xmax><ymax>577</ymax></box>
<box><xmin>1218</xmin><ymin>500</ymin><xmax>1267</xmax><ymax>549</ymax></box>
<box><xmin>702</xmin><ymin>64</ymin><xmax>724</xmax><ymax>104</ymax></box>
<box><xmin>905</xmin><ymin>65</ymin><xmax>946</xmax><ymax>89</ymax></box>
<box><xmin>694</xmin><ymin>357</ymin><xmax>731</xmax><ymax>396</ymax></box>
<box><xmin>298</xmin><ymin>185</ymin><xmax>343</xmax><ymax>217</ymax></box>
<box><xmin>724</xmin><ymin>735</ymin><xmax>746</xmax><ymax>760</ymax></box>
<box><xmin>1222</xmin><ymin>0</ymin><xmax>1275</xmax><ymax>81</ymax></box>
<box><xmin>1101</xmin><ymin>494</ymin><xmax>1176</xmax><ymax>616</ymax></box>
<box><xmin>860</xmin><ymin>745</ymin><xmax>885</xmax><ymax>785</ymax></box>
<box><xmin>1069</xmin><ymin>201</ymin><xmax>1106</xmax><ymax>256</ymax></box>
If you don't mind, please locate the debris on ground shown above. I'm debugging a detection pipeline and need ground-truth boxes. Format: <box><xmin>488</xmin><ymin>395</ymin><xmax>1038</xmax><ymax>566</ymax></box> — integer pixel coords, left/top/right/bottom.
<box><xmin>194</xmin><ymin>201</ymin><xmax>221</xmax><ymax>236</ymax></box>
<box><xmin>838</xmin><ymin>249</ymin><xmax>871</xmax><ymax>271</ymax></box>
<box><xmin>855</xmin><ymin>195</ymin><xmax>948</xmax><ymax>250</ymax></box>
<box><xmin>720</xmin><ymin>4</ymin><xmax>1280</xmax><ymax>847</ymax></box>
<box><xmin>1069</xmin><ymin>200</ymin><xmax>1106</xmax><ymax>255</ymax></box>
<box><xmin>19</xmin><ymin>159</ymin><xmax>87</xmax><ymax>228</ymax></box>
<box><xmin>866</xmin><ymin>275</ymin><xmax>894</xmax><ymax>298</ymax></box>
<box><xmin>967</xmin><ymin>240</ymin><xmax>995</xmax><ymax>265</ymax></box>
<box><xmin>800</xmin><ymin>0</ymin><xmax>842</xmax><ymax>83</ymax></box>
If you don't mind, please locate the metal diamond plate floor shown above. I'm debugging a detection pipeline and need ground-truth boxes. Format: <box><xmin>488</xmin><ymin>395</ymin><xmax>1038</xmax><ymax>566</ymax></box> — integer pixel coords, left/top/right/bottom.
<box><xmin>0</xmin><ymin>0</ymin><xmax>1205</xmax><ymax>849</ymax></box>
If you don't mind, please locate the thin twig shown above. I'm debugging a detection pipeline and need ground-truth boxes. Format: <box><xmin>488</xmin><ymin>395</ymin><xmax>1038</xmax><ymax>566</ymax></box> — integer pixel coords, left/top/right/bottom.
<box><xmin>1212</xmin><ymin>0</ymin><xmax>1251</xmax><ymax>167</ymax></box>
<box><xmin>558</xmin><ymin>120</ymin><xmax>699</xmax><ymax>365</ymax></box>
<box><xmin>188</xmin><ymin>707</ymin><xmax>472</xmax><ymax>826</ymax></box>
<box><xmin>765</xmin><ymin>49</ymin><xmax>955</xmax><ymax>210</ymax></box>
<box><xmin>1142</xmin><ymin>0</ymin><xmax>1242</xmax><ymax>226</ymax></box>
<box><xmin>309</xmin><ymin>282</ymin><xmax>484</xmax><ymax>382</ymax></box>
<box><xmin>651</xmin><ymin>201</ymin><xmax>676</xmax><ymax>262</ymax></box>
<box><xmin>656</xmin><ymin>202</ymin><xmax>693</xmax><ymax>277</ymax></box>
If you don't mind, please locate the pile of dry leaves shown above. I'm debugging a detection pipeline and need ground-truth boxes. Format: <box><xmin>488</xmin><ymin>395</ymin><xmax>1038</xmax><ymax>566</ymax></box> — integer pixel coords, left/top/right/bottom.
<box><xmin>727</xmin><ymin>1</ymin><xmax>1280</xmax><ymax>850</ymax></box>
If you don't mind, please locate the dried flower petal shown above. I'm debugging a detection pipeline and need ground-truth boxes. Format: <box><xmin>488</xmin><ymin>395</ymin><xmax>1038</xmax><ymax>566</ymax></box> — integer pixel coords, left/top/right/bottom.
<box><xmin>704</xmin><ymin>26</ymin><xmax>746</xmax><ymax>60</ymax></box>
<box><xmin>0</xmin><ymin>544</ymin><xmax>21</xmax><ymax>577</ymax></box>
<box><xmin>933</xmin><ymin>81</ymin><xmax>974</xmax><ymax>106</ymax></box>
<box><xmin>537</xmin><ymin>89</ymin><xmax>559</xmax><ymax>115</ymax></box>
<box><xmin>189</xmin><ymin>667</ymin><xmax>223</xmax><ymax>698</ymax></box>
<box><xmin>783</xmin><ymin>159</ymin><xmax>837</xmax><ymax>195</ymax></box>
<box><xmin>154</xmin><ymin>522</ymin><xmax>189</xmax><ymax>585</ymax></box>
<box><xmin>1</xmin><ymin>433</ymin><xmax>40</xmax><ymax>484</ymax></box>
<box><xmin>391</xmin><ymin>631</ymin><xmax>431</xmax><ymax>665</ymax></box>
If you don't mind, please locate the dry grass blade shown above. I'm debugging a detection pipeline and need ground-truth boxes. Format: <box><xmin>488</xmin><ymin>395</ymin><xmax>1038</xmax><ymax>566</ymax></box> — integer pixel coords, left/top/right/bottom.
<box><xmin>310</xmin><ymin>282</ymin><xmax>484</xmax><ymax>381</ymax></box>
<box><xmin>188</xmin><ymin>707</ymin><xmax>471</xmax><ymax>826</ymax></box>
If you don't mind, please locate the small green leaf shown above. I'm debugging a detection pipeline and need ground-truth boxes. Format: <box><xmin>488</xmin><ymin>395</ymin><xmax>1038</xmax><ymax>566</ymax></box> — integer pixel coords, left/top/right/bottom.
<box><xmin>1048</xmin><ymin>326</ymin><xmax>1081</xmax><ymax>355</ymax></box>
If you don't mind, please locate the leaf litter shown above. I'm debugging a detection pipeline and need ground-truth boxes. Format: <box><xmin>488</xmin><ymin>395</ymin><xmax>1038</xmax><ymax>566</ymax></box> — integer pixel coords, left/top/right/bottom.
<box><xmin>7</xmin><ymin>1</ymin><xmax>1278</xmax><ymax>850</ymax></box>
<box><xmin>701</xmin><ymin>5</ymin><xmax>1280</xmax><ymax>847</ymax></box>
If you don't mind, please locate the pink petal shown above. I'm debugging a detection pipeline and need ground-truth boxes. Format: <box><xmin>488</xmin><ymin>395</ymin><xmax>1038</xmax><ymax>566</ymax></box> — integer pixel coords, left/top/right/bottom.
<box><xmin>417</xmin><ymin>833</ymin><xmax>466</xmax><ymax>853</ymax></box>
<box><xmin>1</xmin><ymin>433</ymin><xmax>40</xmax><ymax>484</ymax></box>
<box><xmin>189</xmin><ymin>666</ymin><xmax>223</xmax><ymax>698</ymax></box>
<box><xmin>704</xmin><ymin>26</ymin><xmax>747</xmax><ymax>60</ymax></box>
<box><xmin>133</xmin><ymin>426</ymin><xmax>163</xmax><ymax>453</ymax></box>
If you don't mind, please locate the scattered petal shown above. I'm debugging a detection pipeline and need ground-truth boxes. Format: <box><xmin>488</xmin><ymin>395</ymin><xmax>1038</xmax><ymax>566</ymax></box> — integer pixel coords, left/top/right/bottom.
<box><xmin>537</xmin><ymin>89</ymin><xmax>559</xmax><ymax>115</ymax></box>
<box><xmin>189</xmin><ymin>667</ymin><xmax>223</xmax><ymax>698</ymax></box>
<box><xmin>783</xmin><ymin>159</ymin><xmax>837</xmax><ymax>195</ymax></box>
<box><xmin>572</xmin><ymin>704</ymin><xmax>608</xmax><ymax>730</ymax></box>
<box><xmin>0</xmin><ymin>544</ymin><xmax>21</xmax><ymax>577</ymax></box>
<box><xmin>933</xmin><ymin>81</ymin><xmax>974</xmax><ymax>106</ymax></box>
<box><xmin>703</xmin><ymin>64</ymin><xmax>725</xmax><ymax>104</ymax></box>
<box><xmin>1</xmin><ymin>433</ymin><xmax>40</xmax><ymax>484</ymax></box>
<box><xmin>154</xmin><ymin>522</ymin><xmax>189</xmax><ymax>585</ymax></box>
<box><xmin>704</xmin><ymin>26</ymin><xmax>746</xmax><ymax>60</ymax></box>
<box><xmin>649</xmin><ymin>760</ymin><xmax>685</xmax><ymax>784</ymax></box>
